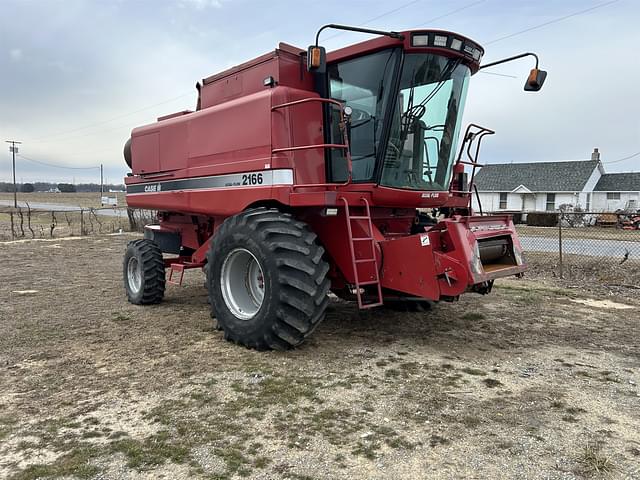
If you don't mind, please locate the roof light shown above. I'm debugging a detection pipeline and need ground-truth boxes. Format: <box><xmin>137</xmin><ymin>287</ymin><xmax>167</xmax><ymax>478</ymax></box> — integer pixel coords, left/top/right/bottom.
<box><xmin>434</xmin><ymin>35</ymin><xmax>448</xmax><ymax>47</ymax></box>
<box><xmin>410</xmin><ymin>31</ymin><xmax>483</xmax><ymax>64</ymax></box>
<box><xmin>412</xmin><ymin>34</ymin><xmax>429</xmax><ymax>46</ymax></box>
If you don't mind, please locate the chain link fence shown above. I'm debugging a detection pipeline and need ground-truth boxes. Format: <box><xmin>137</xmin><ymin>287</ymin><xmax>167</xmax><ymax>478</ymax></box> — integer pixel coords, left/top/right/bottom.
<box><xmin>0</xmin><ymin>206</ymin><xmax>156</xmax><ymax>241</ymax></box>
<box><xmin>511</xmin><ymin>211</ymin><xmax>640</xmax><ymax>286</ymax></box>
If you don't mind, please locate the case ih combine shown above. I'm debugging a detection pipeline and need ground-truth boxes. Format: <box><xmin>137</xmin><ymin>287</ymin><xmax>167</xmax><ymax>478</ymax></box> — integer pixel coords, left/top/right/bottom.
<box><xmin>123</xmin><ymin>24</ymin><xmax>547</xmax><ymax>350</ymax></box>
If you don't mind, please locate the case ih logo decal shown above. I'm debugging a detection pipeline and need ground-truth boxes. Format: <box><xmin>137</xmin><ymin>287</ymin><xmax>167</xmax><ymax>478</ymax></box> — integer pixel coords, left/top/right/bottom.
<box><xmin>127</xmin><ymin>169</ymin><xmax>293</xmax><ymax>195</ymax></box>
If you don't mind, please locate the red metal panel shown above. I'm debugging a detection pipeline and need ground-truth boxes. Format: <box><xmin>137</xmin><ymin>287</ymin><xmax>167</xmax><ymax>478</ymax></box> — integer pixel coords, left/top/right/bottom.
<box><xmin>200</xmin><ymin>46</ymin><xmax>313</xmax><ymax>109</ymax></box>
<box><xmin>127</xmin><ymin>185</ymin><xmax>284</xmax><ymax>216</ymax></box>
<box><xmin>131</xmin><ymin>132</ymin><xmax>160</xmax><ymax>174</ymax></box>
<box><xmin>379</xmin><ymin>234</ymin><xmax>440</xmax><ymax>300</ymax></box>
<box><xmin>189</xmin><ymin>90</ymin><xmax>272</xmax><ymax>170</ymax></box>
<box><xmin>270</xmin><ymin>87</ymin><xmax>325</xmax><ymax>185</ymax></box>
<box><xmin>159</xmin><ymin>121</ymin><xmax>188</xmax><ymax>172</ymax></box>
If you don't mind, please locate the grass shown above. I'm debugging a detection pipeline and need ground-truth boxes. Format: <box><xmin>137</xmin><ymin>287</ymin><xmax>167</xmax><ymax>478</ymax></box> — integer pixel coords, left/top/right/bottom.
<box><xmin>462</xmin><ymin>312</ymin><xmax>485</xmax><ymax>321</ymax></box>
<box><xmin>460</xmin><ymin>415</ymin><xmax>482</xmax><ymax>428</ymax></box>
<box><xmin>429</xmin><ymin>435</ymin><xmax>450</xmax><ymax>447</ymax></box>
<box><xmin>9</xmin><ymin>446</ymin><xmax>100</xmax><ymax>480</ymax></box>
<box><xmin>461</xmin><ymin>367</ymin><xmax>487</xmax><ymax>376</ymax></box>
<box><xmin>577</xmin><ymin>441</ymin><xmax>615</xmax><ymax>476</ymax></box>
<box><xmin>112</xmin><ymin>312</ymin><xmax>131</xmax><ymax>322</ymax></box>
<box><xmin>110</xmin><ymin>431</ymin><xmax>190</xmax><ymax>469</ymax></box>
<box><xmin>483</xmin><ymin>378</ymin><xmax>503</xmax><ymax>388</ymax></box>
<box><xmin>0</xmin><ymin>414</ymin><xmax>18</xmax><ymax>441</ymax></box>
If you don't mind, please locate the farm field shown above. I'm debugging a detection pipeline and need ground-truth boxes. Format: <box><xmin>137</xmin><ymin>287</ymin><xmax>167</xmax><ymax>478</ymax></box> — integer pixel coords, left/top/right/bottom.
<box><xmin>1</xmin><ymin>234</ymin><xmax>639</xmax><ymax>479</ymax></box>
<box><xmin>0</xmin><ymin>192</ymin><xmax>126</xmax><ymax>210</ymax></box>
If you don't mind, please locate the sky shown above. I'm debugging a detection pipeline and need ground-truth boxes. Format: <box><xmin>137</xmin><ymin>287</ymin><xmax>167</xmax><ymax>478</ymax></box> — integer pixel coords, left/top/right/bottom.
<box><xmin>1</xmin><ymin>0</ymin><xmax>639</xmax><ymax>183</ymax></box>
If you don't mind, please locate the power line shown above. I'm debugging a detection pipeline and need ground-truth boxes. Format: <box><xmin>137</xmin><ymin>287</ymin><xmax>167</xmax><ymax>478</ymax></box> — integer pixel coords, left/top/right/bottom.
<box><xmin>484</xmin><ymin>0</ymin><xmax>620</xmax><ymax>45</ymax></box>
<box><xmin>603</xmin><ymin>151</ymin><xmax>640</xmax><ymax>164</ymax></box>
<box><xmin>322</xmin><ymin>0</ymin><xmax>425</xmax><ymax>41</ymax></box>
<box><xmin>17</xmin><ymin>153</ymin><xmax>100</xmax><ymax>170</ymax></box>
<box><xmin>29</xmin><ymin>91</ymin><xmax>194</xmax><ymax>142</ymax></box>
<box><xmin>33</xmin><ymin>121</ymin><xmax>135</xmax><ymax>145</ymax></box>
<box><xmin>28</xmin><ymin>1</ymin><xmax>485</xmax><ymax>146</ymax></box>
<box><xmin>478</xmin><ymin>71</ymin><xmax>518</xmax><ymax>78</ymax></box>
<box><xmin>6</xmin><ymin>140</ymin><xmax>21</xmax><ymax>208</ymax></box>
<box><xmin>323</xmin><ymin>0</ymin><xmax>486</xmax><ymax>43</ymax></box>
<box><xmin>421</xmin><ymin>0</ymin><xmax>486</xmax><ymax>25</ymax></box>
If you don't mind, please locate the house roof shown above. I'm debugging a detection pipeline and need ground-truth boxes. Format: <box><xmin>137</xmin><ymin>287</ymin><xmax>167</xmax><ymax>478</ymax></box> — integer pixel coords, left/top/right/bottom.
<box><xmin>473</xmin><ymin>160</ymin><xmax>599</xmax><ymax>192</ymax></box>
<box><xmin>594</xmin><ymin>172</ymin><xmax>640</xmax><ymax>192</ymax></box>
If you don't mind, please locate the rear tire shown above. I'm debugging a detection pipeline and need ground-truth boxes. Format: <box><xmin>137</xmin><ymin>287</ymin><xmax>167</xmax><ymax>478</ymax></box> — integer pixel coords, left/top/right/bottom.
<box><xmin>124</xmin><ymin>239</ymin><xmax>165</xmax><ymax>304</ymax></box>
<box><xmin>207</xmin><ymin>208</ymin><xmax>330</xmax><ymax>350</ymax></box>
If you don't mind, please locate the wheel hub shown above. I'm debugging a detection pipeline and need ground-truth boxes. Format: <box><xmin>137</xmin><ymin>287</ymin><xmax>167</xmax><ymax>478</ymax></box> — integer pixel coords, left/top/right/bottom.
<box><xmin>127</xmin><ymin>257</ymin><xmax>142</xmax><ymax>293</ymax></box>
<box><xmin>220</xmin><ymin>248</ymin><xmax>265</xmax><ymax>320</ymax></box>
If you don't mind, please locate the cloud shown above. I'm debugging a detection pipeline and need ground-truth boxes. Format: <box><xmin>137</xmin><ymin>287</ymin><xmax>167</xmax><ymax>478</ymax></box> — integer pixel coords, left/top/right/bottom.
<box><xmin>9</xmin><ymin>48</ymin><xmax>23</xmax><ymax>61</ymax></box>
<box><xmin>178</xmin><ymin>0</ymin><xmax>224</xmax><ymax>10</ymax></box>
<box><xmin>1</xmin><ymin>0</ymin><xmax>638</xmax><ymax>183</ymax></box>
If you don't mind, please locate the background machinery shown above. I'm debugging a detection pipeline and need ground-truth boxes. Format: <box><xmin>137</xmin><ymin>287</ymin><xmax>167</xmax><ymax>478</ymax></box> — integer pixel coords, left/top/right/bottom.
<box><xmin>123</xmin><ymin>24</ymin><xmax>547</xmax><ymax>350</ymax></box>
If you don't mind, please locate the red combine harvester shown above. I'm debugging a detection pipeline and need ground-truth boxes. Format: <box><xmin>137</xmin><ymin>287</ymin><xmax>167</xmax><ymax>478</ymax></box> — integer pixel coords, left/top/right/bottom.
<box><xmin>123</xmin><ymin>24</ymin><xmax>547</xmax><ymax>350</ymax></box>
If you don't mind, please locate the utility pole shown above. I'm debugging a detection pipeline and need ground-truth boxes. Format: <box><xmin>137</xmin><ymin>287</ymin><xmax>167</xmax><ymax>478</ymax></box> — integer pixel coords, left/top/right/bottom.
<box><xmin>100</xmin><ymin>163</ymin><xmax>104</xmax><ymax>195</ymax></box>
<box><xmin>5</xmin><ymin>140</ymin><xmax>21</xmax><ymax>208</ymax></box>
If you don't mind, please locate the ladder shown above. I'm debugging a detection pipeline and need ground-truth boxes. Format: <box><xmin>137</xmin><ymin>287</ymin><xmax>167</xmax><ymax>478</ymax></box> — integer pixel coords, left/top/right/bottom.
<box><xmin>341</xmin><ymin>196</ymin><xmax>383</xmax><ymax>309</ymax></box>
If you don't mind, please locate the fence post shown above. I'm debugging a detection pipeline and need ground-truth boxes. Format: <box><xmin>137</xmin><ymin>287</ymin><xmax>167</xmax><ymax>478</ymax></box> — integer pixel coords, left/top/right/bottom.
<box><xmin>558</xmin><ymin>212</ymin><xmax>563</xmax><ymax>279</ymax></box>
<box><xmin>80</xmin><ymin>208</ymin><xmax>84</xmax><ymax>236</ymax></box>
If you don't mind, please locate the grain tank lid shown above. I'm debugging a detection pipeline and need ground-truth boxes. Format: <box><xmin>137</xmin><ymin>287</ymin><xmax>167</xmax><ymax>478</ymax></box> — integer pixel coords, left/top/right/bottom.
<box><xmin>202</xmin><ymin>42</ymin><xmax>305</xmax><ymax>86</ymax></box>
<box><xmin>157</xmin><ymin>110</ymin><xmax>193</xmax><ymax>122</ymax></box>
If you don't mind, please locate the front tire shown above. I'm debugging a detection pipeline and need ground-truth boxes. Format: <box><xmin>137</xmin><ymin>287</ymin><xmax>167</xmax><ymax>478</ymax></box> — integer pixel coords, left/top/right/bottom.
<box><xmin>123</xmin><ymin>239</ymin><xmax>165</xmax><ymax>305</ymax></box>
<box><xmin>207</xmin><ymin>208</ymin><xmax>330</xmax><ymax>350</ymax></box>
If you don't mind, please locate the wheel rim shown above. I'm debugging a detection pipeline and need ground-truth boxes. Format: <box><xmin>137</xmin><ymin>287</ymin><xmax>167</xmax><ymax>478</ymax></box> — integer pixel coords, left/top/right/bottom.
<box><xmin>127</xmin><ymin>257</ymin><xmax>142</xmax><ymax>293</ymax></box>
<box><xmin>220</xmin><ymin>248</ymin><xmax>265</xmax><ymax>320</ymax></box>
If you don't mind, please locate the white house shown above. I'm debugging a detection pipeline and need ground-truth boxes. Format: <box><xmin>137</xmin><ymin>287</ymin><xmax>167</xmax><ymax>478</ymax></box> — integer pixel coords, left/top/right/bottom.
<box><xmin>592</xmin><ymin>173</ymin><xmax>640</xmax><ymax>211</ymax></box>
<box><xmin>471</xmin><ymin>149</ymin><xmax>640</xmax><ymax>213</ymax></box>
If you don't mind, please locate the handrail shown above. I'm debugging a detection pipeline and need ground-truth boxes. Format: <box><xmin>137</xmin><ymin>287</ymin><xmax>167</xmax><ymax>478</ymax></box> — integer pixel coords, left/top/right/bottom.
<box><xmin>271</xmin><ymin>97</ymin><xmax>345</xmax><ymax>111</ymax></box>
<box><xmin>272</xmin><ymin>143</ymin><xmax>347</xmax><ymax>154</ymax></box>
<box><xmin>451</xmin><ymin>123</ymin><xmax>495</xmax><ymax>201</ymax></box>
<box><xmin>271</xmin><ymin>96</ymin><xmax>353</xmax><ymax>186</ymax></box>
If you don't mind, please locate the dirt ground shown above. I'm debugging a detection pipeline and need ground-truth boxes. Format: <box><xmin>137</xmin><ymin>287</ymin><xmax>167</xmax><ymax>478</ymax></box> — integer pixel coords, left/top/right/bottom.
<box><xmin>1</xmin><ymin>234</ymin><xmax>638</xmax><ymax>479</ymax></box>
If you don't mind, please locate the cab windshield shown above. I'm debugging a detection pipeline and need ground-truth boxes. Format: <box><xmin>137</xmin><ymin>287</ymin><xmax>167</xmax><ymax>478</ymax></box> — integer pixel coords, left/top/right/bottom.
<box><xmin>327</xmin><ymin>51</ymin><xmax>470</xmax><ymax>190</ymax></box>
<box><xmin>381</xmin><ymin>54</ymin><xmax>470</xmax><ymax>190</ymax></box>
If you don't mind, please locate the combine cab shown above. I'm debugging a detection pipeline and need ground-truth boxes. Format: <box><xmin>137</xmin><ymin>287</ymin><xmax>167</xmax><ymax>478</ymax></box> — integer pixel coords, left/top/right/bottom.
<box><xmin>123</xmin><ymin>24</ymin><xmax>546</xmax><ymax>350</ymax></box>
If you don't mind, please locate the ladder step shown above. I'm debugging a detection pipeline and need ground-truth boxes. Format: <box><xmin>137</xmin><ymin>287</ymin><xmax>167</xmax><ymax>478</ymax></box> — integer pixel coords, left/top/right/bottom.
<box><xmin>360</xmin><ymin>301</ymin><xmax>383</xmax><ymax>309</ymax></box>
<box><xmin>341</xmin><ymin>195</ymin><xmax>383</xmax><ymax>309</ymax></box>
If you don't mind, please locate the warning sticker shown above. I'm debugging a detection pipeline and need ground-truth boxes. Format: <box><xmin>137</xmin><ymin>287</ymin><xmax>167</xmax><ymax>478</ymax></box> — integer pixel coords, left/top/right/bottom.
<box><xmin>420</xmin><ymin>234</ymin><xmax>430</xmax><ymax>247</ymax></box>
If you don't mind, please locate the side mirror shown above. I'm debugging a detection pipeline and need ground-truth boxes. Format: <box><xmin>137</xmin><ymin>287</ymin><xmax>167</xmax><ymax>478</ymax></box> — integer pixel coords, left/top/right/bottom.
<box><xmin>307</xmin><ymin>45</ymin><xmax>326</xmax><ymax>73</ymax></box>
<box><xmin>524</xmin><ymin>68</ymin><xmax>547</xmax><ymax>91</ymax></box>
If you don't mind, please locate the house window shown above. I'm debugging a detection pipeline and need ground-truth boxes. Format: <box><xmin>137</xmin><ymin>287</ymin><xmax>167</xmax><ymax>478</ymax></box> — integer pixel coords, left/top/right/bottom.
<box><xmin>546</xmin><ymin>193</ymin><xmax>556</xmax><ymax>211</ymax></box>
<box><xmin>586</xmin><ymin>193</ymin><xmax>591</xmax><ymax>211</ymax></box>
<box><xmin>499</xmin><ymin>192</ymin><xmax>508</xmax><ymax>209</ymax></box>
<box><xmin>606</xmin><ymin>192</ymin><xmax>621</xmax><ymax>200</ymax></box>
